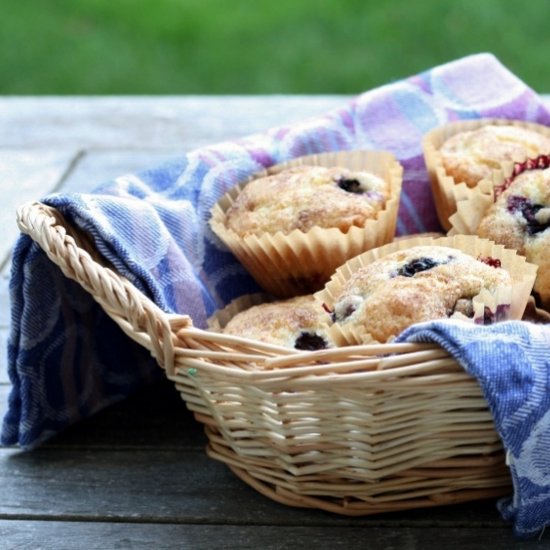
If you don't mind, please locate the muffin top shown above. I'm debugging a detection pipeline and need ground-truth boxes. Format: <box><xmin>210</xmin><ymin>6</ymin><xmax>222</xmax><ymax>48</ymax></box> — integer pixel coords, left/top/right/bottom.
<box><xmin>328</xmin><ymin>245</ymin><xmax>512</xmax><ymax>343</ymax></box>
<box><xmin>440</xmin><ymin>124</ymin><xmax>550</xmax><ymax>187</ymax></box>
<box><xmin>222</xmin><ymin>294</ymin><xmax>333</xmax><ymax>350</ymax></box>
<box><xmin>477</xmin><ymin>164</ymin><xmax>550</xmax><ymax>306</ymax></box>
<box><xmin>224</xmin><ymin>165</ymin><xmax>389</xmax><ymax>236</ymax></box>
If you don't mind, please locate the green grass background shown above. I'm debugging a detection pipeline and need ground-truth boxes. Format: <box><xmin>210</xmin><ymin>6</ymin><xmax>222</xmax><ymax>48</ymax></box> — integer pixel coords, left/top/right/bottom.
<box><xmin>3</xmin><ymin>0</ymin><xmax>550</xmax><ymax>95</ymax></box>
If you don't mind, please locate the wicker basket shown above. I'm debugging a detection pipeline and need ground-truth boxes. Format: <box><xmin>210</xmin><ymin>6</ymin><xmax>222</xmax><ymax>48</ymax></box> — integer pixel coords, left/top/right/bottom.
<box><xmin>16</xmin><ymin>201</ymin><xmax>512</xmax><ymax>515</ymax></box>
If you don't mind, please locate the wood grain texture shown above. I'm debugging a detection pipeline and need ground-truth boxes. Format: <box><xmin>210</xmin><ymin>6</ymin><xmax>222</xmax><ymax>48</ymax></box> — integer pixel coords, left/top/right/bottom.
<box><xmin>0</xmin><ymin>150</ymin><xmax>79</xmax><ymax>268</ymax></box>
<box><xmin>0</xmin><ymin>521</ymin><xmax>537</xmax><ymax>550</ymax></box>
<box><xmin>0</xmin><ymin>447</ymin><xmax>509</xmax><ymax>527</ymax></box>
<box><xmin>0</xmin><ymin>385</ymin><xmax>8</xmax><ymax>416</ymax></box>
<box><xmin>0</xmin><ymin>96</ymin><xmax>348</xmax><ymax>149</ymax></box>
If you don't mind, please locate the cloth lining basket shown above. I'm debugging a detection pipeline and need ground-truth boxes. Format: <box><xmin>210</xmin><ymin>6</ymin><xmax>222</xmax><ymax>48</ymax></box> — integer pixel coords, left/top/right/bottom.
<box><xmin>15</xmin><ymin>201</ymin><xmax>512</xmax><ymax>515</ymax></box>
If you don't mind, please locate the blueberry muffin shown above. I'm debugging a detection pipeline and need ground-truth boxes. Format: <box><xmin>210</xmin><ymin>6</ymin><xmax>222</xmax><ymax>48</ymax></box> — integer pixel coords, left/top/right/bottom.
<box><xmin>423</xmin><ymin>119</ymin><xmax>550</xmax><ymax>231</ymax></box>
<box><xmin>324</xmin><ymin>245</ymin><xmax>513</xmax><ymax>344</ymax></box>
<box><xmin>210</xmin><ymin>151</ymin><xmax>403</xmax><ymax>297</ymax></box>
<box><xmin>224</xmin><ymin>165</ymin><xmax>390</xmax><ymax>236</ymax></box>
<box><xmin>477</xmin><ymin>156</ymin><xmax>550</xmax><ymax>308</ymax></box>
<box><xmin>439</xmin><ymin>124</ymin><xmax>550</xmax><ymax>188</ymax></box>
<box><xmin>221</xmin><ymin>294</ymin><xmax>334</xmax><ymax>350</ymax></box>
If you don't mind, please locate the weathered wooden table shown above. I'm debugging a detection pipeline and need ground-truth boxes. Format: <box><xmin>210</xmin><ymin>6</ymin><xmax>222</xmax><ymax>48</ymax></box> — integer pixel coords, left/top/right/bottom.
<box><xmin>0</xmin><ymin>96</ymin><xmax>547</xmax><ymax>549</ymax></box>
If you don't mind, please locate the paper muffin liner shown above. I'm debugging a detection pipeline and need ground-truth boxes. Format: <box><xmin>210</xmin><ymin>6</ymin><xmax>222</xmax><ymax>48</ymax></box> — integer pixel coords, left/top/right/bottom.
<box><xmin>209</xmin><ymin>150</ymin><xmax>403</xmax><ymax>298</ymax></box>
<box><xmin>314</xmin><ymin>234</ymin><xmax>538</xmax><ymax>346</ymax></box>
<box><xmin>422</xmin><ymin>118</ymin><xmax>550</xmax><ymax>231</ymax></box>
<box><xmin>449</xmin><ymin>155</ymin><xmax>550</xmax><ymax>237</ymax></box>
<box><xmin>447</xmin><ymin>161</ymin><xmax>513</xmax><ymax>237</ymax></box>
<box><xmin>449</xmin><ymin>154</ymin><xmax>550</xmax><ymax>310</ymax></box>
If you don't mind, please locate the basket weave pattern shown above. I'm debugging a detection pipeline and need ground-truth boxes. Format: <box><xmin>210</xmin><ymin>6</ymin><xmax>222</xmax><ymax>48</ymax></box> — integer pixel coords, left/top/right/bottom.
<box><xmin>16</xmin><ymin>202</ymin><xmax>512</xmax><ymax>514</ymax></box>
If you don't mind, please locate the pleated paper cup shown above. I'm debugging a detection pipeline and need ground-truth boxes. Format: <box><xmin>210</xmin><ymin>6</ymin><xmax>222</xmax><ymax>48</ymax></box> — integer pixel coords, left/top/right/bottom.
<box><xmin>449</xmin><ymin>156</ymin><xmax>550</xmax><ymax>310</ymax></box>
<box><xmin>315</xmin><ymin>234</ymin><xmax>538</xmax><ymax>346</ymax></box>
<box><xmin>210</xmin><ymin>150</ymin><xmax>403</xmax><ymax>298</ymax></box>
<box><xmin>422</xmin><ymin>118</ymin><xmax>550</xmax><ymax>231</ymax></box>
<box><xmin>448</xmin><ymin>163</ymin><xmax>514</xmax><ymax>237</ymax></box>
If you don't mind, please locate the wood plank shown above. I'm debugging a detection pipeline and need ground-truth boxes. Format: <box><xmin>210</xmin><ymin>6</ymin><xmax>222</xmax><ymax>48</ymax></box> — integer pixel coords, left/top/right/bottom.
<box><xmin>0</xmin><ymin>96</ymin><xmax>348</xmax><ymax>149</ymax></box>
<box><xmin>0</xmin><ymin>520</ymin><xmax>533</xmax><ymax>550</ymax></box>
<box><xmin>0</xmin><ymin>445</ymin><xmax>507</xmax><ymax>526</ymax></box>
<box><xmin>0</xmin><ymin>385</ymin><xmax>10</xmax><ymax>416</ymax></box>
<box><xmin>0</xmin><ymin>150</ymin><xmax>79</xmax><ymax>269</ymax></box>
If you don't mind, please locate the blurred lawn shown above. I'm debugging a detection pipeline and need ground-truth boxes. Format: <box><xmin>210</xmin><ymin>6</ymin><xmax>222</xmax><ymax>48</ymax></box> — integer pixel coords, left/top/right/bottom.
<box><xmin>3</xmin><ymin>0</ymin><xmax>550</xmax><ymax>94</ymax></box>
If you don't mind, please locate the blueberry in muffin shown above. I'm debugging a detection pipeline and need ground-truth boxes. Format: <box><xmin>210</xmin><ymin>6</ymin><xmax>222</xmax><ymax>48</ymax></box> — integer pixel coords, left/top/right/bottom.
<box><xmin>222</xmin><ymin>294</ymin><xmax>333</xmax><ymax>350</ymax></box>
<box><xmin>224</xmin><ymin>165</ymin><xmax>390</xmax><ymax>236</ymax></box>
<box><xmin>327</xmin><ymin>245</ymin><xmax>512</xmax><ymax>343</ymax></box>
<box><xmin>477</xmin><ymin>155</ymin><xmax>550</xmax><ymax>308</ymax></box>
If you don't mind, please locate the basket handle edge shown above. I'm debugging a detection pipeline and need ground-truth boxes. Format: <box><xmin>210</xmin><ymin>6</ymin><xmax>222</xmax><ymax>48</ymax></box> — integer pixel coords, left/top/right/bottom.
<box><xmin>16</xmin><ymin>200</ymin><xmax>189</xmax><ymax>376</ymax></box>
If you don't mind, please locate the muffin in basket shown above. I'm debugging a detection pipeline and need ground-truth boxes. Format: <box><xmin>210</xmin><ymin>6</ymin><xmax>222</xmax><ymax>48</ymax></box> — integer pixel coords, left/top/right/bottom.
<box><xmin>209</xmin><ymin>294</ymin><xmax>334</xmax><ymax>351</ymax></box>
<box><xmin>451</xmin><ymin>155</ymin><xmax>550</xmax><ymax>309</ymax></box>
<box><xmin>438</xmin><ymin>124</ymin><xmax>550</xmax><ymax>188</ymax></box>
<box><xmin>423</xmin><ymin>119</ymin><xmax>550</xmax><ymax>230</ymax></box>
<box><xmin>210</xmin><ymin>150</ymin><xmax>403</xmax><ymax>298</ymax></box>
<box><xmin>315</xmin><ymin>235</ymin><xmax>537</xmax><ymax>346</ymax></box>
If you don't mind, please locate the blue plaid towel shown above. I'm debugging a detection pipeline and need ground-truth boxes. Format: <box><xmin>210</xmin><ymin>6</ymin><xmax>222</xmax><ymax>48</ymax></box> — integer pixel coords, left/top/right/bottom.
<box><xmin>4</xmin><ymin>53</ymin><xmax>550</xmax><ymax>537</ymax></box>
<box><xmin>398</xmin><ymin>320</ymin><xmax>550</xmax><ymax>539</ymax></box>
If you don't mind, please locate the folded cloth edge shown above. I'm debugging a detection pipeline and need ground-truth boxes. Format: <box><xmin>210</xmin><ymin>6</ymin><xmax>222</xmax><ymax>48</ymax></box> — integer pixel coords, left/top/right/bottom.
<box><xmin>397</xmin><ymin>319</ymin><xmax>550</xmax><ymax>538</ymax></box>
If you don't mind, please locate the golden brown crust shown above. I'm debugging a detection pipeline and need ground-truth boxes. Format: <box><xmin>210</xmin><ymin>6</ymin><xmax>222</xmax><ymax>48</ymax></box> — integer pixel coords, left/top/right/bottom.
<box><xmin>225</xmin><ymin>165</ymin><xmax>389</xmax><ymax>236</ymax></box>
<box><xmin>222</xmin><ymin>294</ymin><xmax>333</xmax><ymax>349</ymax></box>
<box><xmin>440</xmin><ymin>125</ymin><xmax>550</xmax><ymax>187</ymax></box>
<box><xmin>331</xmin><ymin>245</ymin><xmax>512</xmax><ymax>343</ymax></box>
